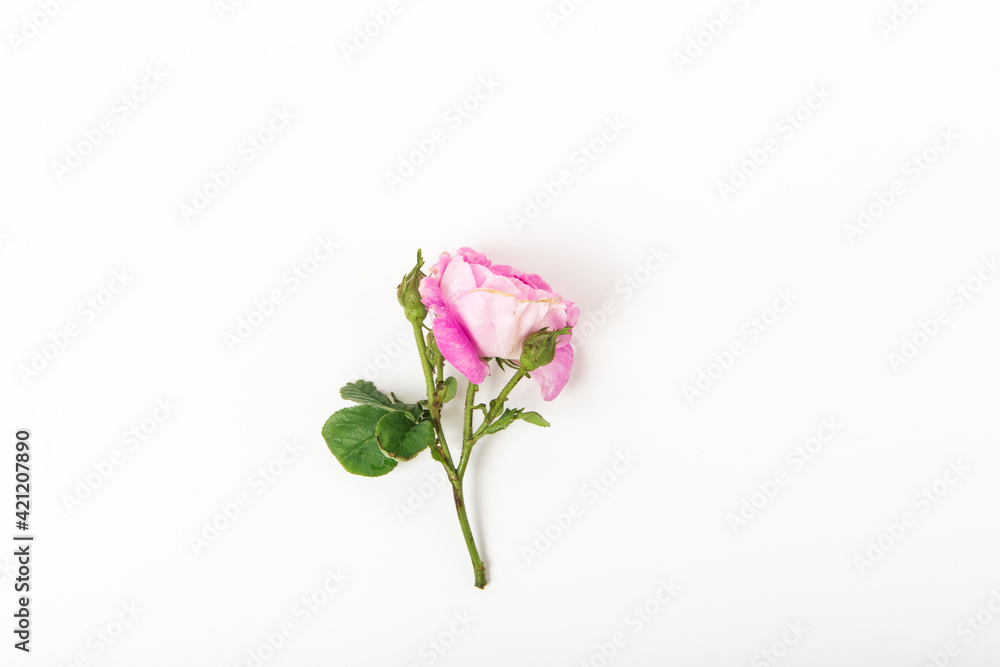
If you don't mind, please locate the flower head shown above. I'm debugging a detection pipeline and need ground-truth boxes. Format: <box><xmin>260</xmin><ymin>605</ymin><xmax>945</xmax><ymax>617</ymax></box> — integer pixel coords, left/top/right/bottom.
<box><xmin>419</xmin><ymin>248</ymin><xmax>578</xmax><ymax>400</ymax></box>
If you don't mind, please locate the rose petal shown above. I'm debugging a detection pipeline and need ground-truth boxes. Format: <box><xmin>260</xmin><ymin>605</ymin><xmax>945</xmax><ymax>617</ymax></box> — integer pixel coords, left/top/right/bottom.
<box><xmin>530</xmin><ymin>344</ymin><xmax>574</xmax><ymax>401</ymax></box>
<box><xmin>419</xmin><ymin>284</ymin><xmax>440</xmax><ymax>316</ymax></box>
<box><xmin>491</xmin><ymin>263</ymin><xmax>553</xmax><ymax>292</ymax></box>
<box><xmin>431</xmin><ymin>311</ymin><xmax>489</xmax><ymax>384</ymax></box>
<box><xmin>438</xmin><ymin>255</ymin><xmax>480</xmax><ymax>307</ymax></box>
<box><xmin>448</xmin><ymin>289</ymin><xmax>558</xmax><ymax>359</ymax></box>
<box><xmin>455</xmin><ymin>247</ymin><xmax>492</xmax><ymax>267</ymax></box>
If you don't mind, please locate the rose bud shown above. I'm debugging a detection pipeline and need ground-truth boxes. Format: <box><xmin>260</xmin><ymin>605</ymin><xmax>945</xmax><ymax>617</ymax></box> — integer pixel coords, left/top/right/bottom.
<box><xmin>519</xmin><ymin>327</ymin><xmax>572</xmax><ymax>372</ymax></box>
<box><xmin>397</xmin><ymin>250</ymin><xmax>428</xmax><ymax>324</ymax></box>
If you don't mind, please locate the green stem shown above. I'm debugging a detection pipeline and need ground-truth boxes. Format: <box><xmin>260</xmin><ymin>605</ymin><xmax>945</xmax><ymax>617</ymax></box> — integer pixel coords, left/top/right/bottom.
<box><xmin>412</xmin><ymin>323</ymin><xmax>485</xmax><ymax>588</ymax></box>
<box><xmin>451</xmin><ymin>478</ymin><xmax>486</xmax><ymax>589</ymax></box>
<box><xmin>491</xmin><ymin>368</ymin><xmax>528</xmax><ymax>417</ymax></box>
<box><xmin>471</xmin><ymin>369</ymin><xmax>527</xmax><ymax>440</ymax></box>
<box><xmin>459</xmin><ymin>368</ymin><xmax>528</xmax><ymax>478</ymax></box>
<box><xmin>412</xmin><ymin>321</ymin><xmax>454</xmax><ymax>469</ymax></box>
<box><xmin>457</xmin><ymin>382</ymin><xmax>478</xmax><ymax>479</ymax></box>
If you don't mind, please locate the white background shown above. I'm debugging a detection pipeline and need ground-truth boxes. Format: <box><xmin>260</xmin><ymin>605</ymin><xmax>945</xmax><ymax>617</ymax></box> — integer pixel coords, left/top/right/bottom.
<box><xmin>2</xmin><ymin>0</ymin><xmax>1000</xmax><ymax>665</ymax></box>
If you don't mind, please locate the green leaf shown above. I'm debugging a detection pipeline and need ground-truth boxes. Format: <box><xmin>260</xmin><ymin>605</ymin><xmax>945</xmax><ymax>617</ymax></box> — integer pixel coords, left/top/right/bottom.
<box><xmin>340</xmin><ymin>380</ymin><xmax>393</xmax><ymax>408</ymax></box>
<box><xmin>401</xmin><ymin>404</ymin><xmax>425</xmax><ymax>421</ymax></box>
<box><xmin>483</xmin><ymin>408</ymin><xmax>522</xmax><ymax>436</ymax></box>
<box><xmin>518</xmin><ymin>411</ymin><xmax>550</xmax><ymax>427</ymax></box>
<box><xmin>342</xmin><ymin>380</ymin><xmax>424</xmax><ymax>419</ymax></box>
<box><xmin>392</xmin><ymin>396</ymin><xmax>425</xmax><ymax>421</ymax></box>
<box><xmin>441</xmin><ymin>376</ymin><xmax>458</xmax><ymax>403</ymax></box>
<box><xmin>376</xmin><ymin>412</ymin><xmax>434</xmax><ymax>461</ymax></box>
<box><xmin>481</xmin><ymin>408</ymin><xmax>550</xmax><ymax>436</ymax></box>
<box><xmin>322</xmin><ymin>405</ymin><xmax>397</xmax><ymax>477</ymax></box>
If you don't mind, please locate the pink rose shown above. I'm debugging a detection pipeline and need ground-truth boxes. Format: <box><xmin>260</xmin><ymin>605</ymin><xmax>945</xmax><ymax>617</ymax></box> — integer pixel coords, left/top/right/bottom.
<box><xmin>419</xmin><ymin>248</ymin><xmax>579</xmax><ymax>400</ymax></box>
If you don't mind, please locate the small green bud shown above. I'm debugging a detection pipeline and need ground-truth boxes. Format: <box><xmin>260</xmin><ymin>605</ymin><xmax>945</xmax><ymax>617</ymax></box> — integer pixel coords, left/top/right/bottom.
<box><xmin>519</xmin><ymin>326</ymin><xmax>571</xmax><ymax>372</ymax></box>
<box><xmin>397</xmin><ymin>250</ymin><xmax>427</xmax><ymax>324</ymax></box>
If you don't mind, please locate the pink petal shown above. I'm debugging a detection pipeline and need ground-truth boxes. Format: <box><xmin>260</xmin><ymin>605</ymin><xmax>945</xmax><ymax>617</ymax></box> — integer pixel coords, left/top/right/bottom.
<box><xmin>420</xmin><ymin>251</ymin><xmax>457</xmax><ymax>314</ymax></box>
<box><xmin>438</xmin><ymin>255</ymin><xmax>479</xmax><ymax>306</ymax></box>
<box><xmin>530</xmin><ymin>344</ymin><xmax>574</xmax><ymax>401</ymax></box>
<box><xmin>431</xmin><ymin>311</ymin><xmax>489</xmax><ymax>384</ymax></box>
<box><xmin>455</xmin><ymin>247</ymin><xmax>491</xmax><ymax>267</ymax></box>
<box><xmin>430</xmin><ymin>250</ymin><xmax>454</xmax><ymax>277</ymax></box>
<box><xmin>419</xmin><ymin>272</ymin><xmax>445</xmax><ymax>314</ymax></box>
<box><xmin>564</xmin><ymin>301</ymin><xmax>580</xmax><ymax>328</ymax></box>
<box><xmin>491</xmin><ymin>263</ymin><xmax>553</xmax><ymax>292</ymax></box>
<box><xmin>465</xmin><ymin>264</ymin><xmax>530</xmax><ymax>300</ymax></box>
<box><xmin>449</xmin><ymin>289</ymin><xmax>557</xmax><ymax>359</ymax></box>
